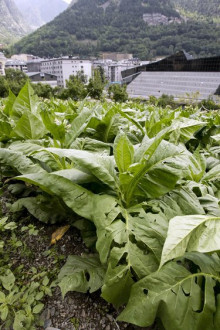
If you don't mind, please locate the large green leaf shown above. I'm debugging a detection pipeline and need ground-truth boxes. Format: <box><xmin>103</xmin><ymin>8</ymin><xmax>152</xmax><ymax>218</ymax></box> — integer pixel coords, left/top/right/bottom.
<box><xmin>53</xmin><ymin>168</ymin><xmax>95</xmax><ymax>184</ymax></box>
<box><xmin>115</xmin><ymin>106</ymin><xmax>145</xmax><ymax>135</ymax></box>
<box><xmin>8</xmin><ymin>141</ymin><xmax>43</xmax><ymax>155</ymax></box>
<box><xmin>170</xmin><ymin>117</ymin><xmax>206</xmax><ymax>143</ymax></box>
<box><xmin>121</xmin><ymin>138</ymin><xmax>190</xmax><ymax>205</ymax></box>
<box><xmin>65</xmin><ymin>107</ymin><xmax>95</xmax><ymax>147</ymax></box>
<box><xmin>114</xmin><ymin>133</ymin><xmax>134</xmax><ymax>173</ymax></box>
<box><xmin>15</xmin><ymin>172</ymin><xmax>119</xmax><ymax>223</ymax></box>
<box><xmin>188</xmin><ymin>148</ymin><xmax>206</xmax><ymax>182</ymax></box>
<box><xmin>202</xmin><ymin>164</ymin><xmax>220</xmax><ymax>183</ymax></box>
<box><xmin>0</xmin><ymin>120</ymin><xmax>12</xmax><ymax>141</ymax></box>
<box><xmin>58</xmin><ymin>255</ymin><xmax>106</xmax><ymax>296</ymax></box>
<box><xmin>160</xmin><ymin>215</ymin><xmax>220</xmax><ymax>267</ymax></box>
<box><xmin>3</xmin><ymin>89</ymin><xmax>16</xmax><ymax>116</ymax></box>
<box><xmin>11</xmin><ymin>195</ymin><xmax>71</xmax><ymax>224</ymax></box>
<box><xmin>13</xmin><ymin>111</ymin><xmax>46</xmax><ymax>140</ymax></box>
<box><xmin>118</xmin><ymin>259</ymin><xmax>220</xmax><ymax>330</ymax></box>
<box><xmin>0</xmin><ymin>149</ymin><xmax>45</xmax><ymax>175</ymax></box>
<box><xmin>93</xmin><ymin>107</ymin><xmax>124</xmax><ymax>143</ymax></box>
<box><xmin>41</xmin><ymin>109</ymin><xmax>66</xmax><ymax>144</ymax></box>
<box><xmin>12</xmin><ymin>81</ymin><xmax>38</xmax><ymax>117</ymax></box>
<box><xmin>97</xmin><ymin>208</ymin><xmax>166</xmax><ymax>307</ymax></box>
<box><xmin>71</xmin><ymin>137</ymin><xmax>111</xmax><ymax>154</ymax></box>
<box><xmin>44</xmin><ymin>148</ymin><xmax>118</xmax><ymax>189</ymax></box>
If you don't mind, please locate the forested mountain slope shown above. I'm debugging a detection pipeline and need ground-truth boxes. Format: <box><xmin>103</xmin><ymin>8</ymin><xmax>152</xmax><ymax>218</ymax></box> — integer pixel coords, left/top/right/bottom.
<box><xmin>0</xmin><ymin>0</ymin><xmax>30</xmax><ymax>45</ymax></box>
<box><xmin>174</xmin><ymin>0</ymin><xmax>220</xmax><ymax>19</ymax></box>
<box><xmin>12</xmin><ymin>0</ymin><xmax>220</xmax><ymax>59</ymax></box>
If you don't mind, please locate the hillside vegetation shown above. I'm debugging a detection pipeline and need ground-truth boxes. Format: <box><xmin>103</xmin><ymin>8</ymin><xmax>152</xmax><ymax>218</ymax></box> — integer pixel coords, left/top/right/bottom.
<box><xmin>12</xmin><ymin>0</ymin><xmax>220</xmax><ymax>59</ymax></box>
<box><xmin>174</xmin><ymin>0</ymin><xmax>220</xmax><ymax>19</ymax></box>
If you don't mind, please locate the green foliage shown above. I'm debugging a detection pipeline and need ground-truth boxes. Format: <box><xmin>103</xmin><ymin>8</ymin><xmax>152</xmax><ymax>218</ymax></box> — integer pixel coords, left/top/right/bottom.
<box><xmin>87</xmin><ymin>69</ymin><xmax>104</xmax><ymax>99</ymax></box>
<box><xmin>66</xmin><ymin>73</ymin><xmax>87</xmax><ymax>100</ymax></box>
<box><xmin>108</xmin><ymin>84</ymin><xmax>128</xmax><ymax>103</ymax></box>
<box><xmin>174</xmin><ymin>0</ymin><xmax>220</xmax><ymax>19</ymax></box>
<box><xmin>149</xmin><ymin>94</ymin><xmax>176</xmax><ymax>108</ymax></box>
<box><xmin>0</xmin><ymin>217</ymin><xmax>53</xmax><ymax>329</ymax></box>
<box><xmin>198</xmin><ymin>98</ymin><xmax>220</xmax><ymax>110</ymax></box>
<box><xmin>0</xmin><ymin>76</ymin><xmax>9</xmax><ymax>98</ymax></box>
<box><xmin>5</xmin><ymin>69</ymin><xmax>28</xmax><ymax>96</ymax></box>
<box><xmin>32</xmin><ymin>83</ymin><xmax>53</xmax><ymax>99</ymax></box>
<box><xmin>0</xmin><ymin>85</ymin><xmax>220</xmax><ymax>329</ymax></box>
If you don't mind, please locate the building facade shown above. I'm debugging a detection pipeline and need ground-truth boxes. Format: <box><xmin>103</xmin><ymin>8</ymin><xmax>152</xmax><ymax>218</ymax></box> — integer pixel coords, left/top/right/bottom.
<box><xmin>5</xmin><ymin>60</ymin><xmax>27</xmax><ymax>73</ymax></box>
<box><xmin>41</xmin><ymin>57</ymin><xmax>92</xmax><ymax>87</ymax></box>
<box><xmin>27</xmin><ymin>59</ymin><xmax>43</xmax><ymax>73</ymax></box>
<box><xmin>94</xmin><ymin>59</ymin><xmax>141</xmax><ymax>83</ymax></box>
<box><xmin>0</xmin><ymin>52</ymin><xmax>7</xmax><ymax>75</ymax></box>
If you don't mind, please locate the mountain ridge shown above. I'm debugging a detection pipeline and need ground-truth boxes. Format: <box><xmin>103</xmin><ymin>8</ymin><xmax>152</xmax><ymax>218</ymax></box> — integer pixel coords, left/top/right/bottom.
<box><xmin>12</xmin><ymin>0</ymin><xmax>220</xmax><ymax>59</ymax></box>
<box><xmin>0</xmin><ymin>0</ymin><xmax>30</xmax><ymax>45</ymax></box>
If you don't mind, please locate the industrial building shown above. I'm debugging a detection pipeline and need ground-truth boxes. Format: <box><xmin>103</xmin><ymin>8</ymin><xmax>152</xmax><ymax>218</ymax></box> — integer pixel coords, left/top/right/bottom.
<box><xmin>26</xmin><ymin>72</ymin><xmax>58</xmax><ymax>87</ymax></box>
<box><xmin>122</xmin><ymin>51</ymin><xmax>220</xmax><ymax>101</ymax></box>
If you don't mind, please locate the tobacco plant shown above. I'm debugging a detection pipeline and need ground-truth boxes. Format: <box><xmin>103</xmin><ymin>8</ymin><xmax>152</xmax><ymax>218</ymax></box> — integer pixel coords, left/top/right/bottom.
<box><xmin>0</xmin><ymin>82</ymin><xmax>219</xmax><ymax>329</ymax></box>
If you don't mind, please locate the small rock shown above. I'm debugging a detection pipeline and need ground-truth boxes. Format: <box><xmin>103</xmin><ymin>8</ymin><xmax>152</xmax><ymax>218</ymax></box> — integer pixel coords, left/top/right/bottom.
<box><xmin>44</xmin><ymin>319</ymin><xmax>52</xmax><ymax>328</ymax></box>
<box><xmin>107</xmin><ymin>314</ymin><xmax>114</xmax><ymax>322</ymax></box>
<box><xmin>81</xmin><ymin>309</ymin><xmax>86</xmax><ymax>317</ymax></box>
<box><xmin>105</xmin><ymin>325</ymin><xmax>111</xmax><ymax>330</ymax></box>
<box><xmin>50</xmin><ymin>307</ymin><xmax>56</xmax><ymax>317</ymax></box>
<box><xmin>45</xmin><ymin>328</ymin><xmax>61</xmax><ymax>330</ymax></box>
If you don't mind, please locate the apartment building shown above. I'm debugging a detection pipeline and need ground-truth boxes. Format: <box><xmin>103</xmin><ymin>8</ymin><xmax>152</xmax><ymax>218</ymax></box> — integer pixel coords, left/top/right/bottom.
<box><xmin>5</xmin><ymin>60</ymin><xmax>27</xmax><ymax>73</ymax></box>
<box><xmin>41</xmin><ymin>57</ymin><xmax>92</xmax><ymax>87</ymax></box>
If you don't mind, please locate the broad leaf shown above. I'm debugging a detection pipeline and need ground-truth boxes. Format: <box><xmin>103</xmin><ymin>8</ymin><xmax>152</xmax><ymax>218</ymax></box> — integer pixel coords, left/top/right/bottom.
<box><xmin>121</xmin><ymin>139</ymin><xmax>189</xmax><ymax>205</ymax></box>
<box><xmin>97</xmin><ymin>208</ymin><xmax>166</xmax><ymax>307</ymax></box>
<box><xmin>202</xmin><ymin>164</ymin><xmax>220</xmax><ymax>183</ymax></box>
<box><xmin>160</xmin><ymin>215</ymin><xmax>220</xmax><ymax>267</ymax></box>
<box><xmin>58</xmin><ymin>254</ymin><xmax>106</xmax><ymax>296</ymax></box>
<box><xmin>11</xmin><ymin>195</ymin><xmax>71</xmax><ymax>224</ymax></box>
<box><xmin>118</xmin><ymin>260</ymin><xmax>220</xmax><ymax>330</ymax></box>
<box><xmin>45</xmin><ymin>148</ymin><xmax>118</xmax><ymax>189</ymax></box>
<box><xmin>65</xmin><ymin>107</ymin><xmax>95</xmax><ymax>147</ymax></box>
<box><xmin>15</xmin><ymin>172</ymin><xmax>119</xmax><ymax>223</ymax></box>
<box><xmin>13</xmin><ymin>111</ymin><xmax>46</xmax><ymax>140</ymax></box>
<box><xmin>114</xmin><ymin>133</ymin><xmax>134</xmax><ymax>173</ymax></box>
<box><xmin>12</xmin><ymin>81</ymin><xmax>38</xmax><ymax>117</ymax></box>
<box><xmin>0</xmin><ymin>149</ymin><xmax>45</xmax><ymax>175</ymax></box>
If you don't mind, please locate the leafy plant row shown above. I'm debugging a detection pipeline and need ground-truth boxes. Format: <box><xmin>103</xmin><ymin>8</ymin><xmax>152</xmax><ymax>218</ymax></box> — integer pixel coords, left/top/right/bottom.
<box><xmin>0</xmin><ymin>82</ymin><xmax>220</xmax><ymax>329</ymax></box>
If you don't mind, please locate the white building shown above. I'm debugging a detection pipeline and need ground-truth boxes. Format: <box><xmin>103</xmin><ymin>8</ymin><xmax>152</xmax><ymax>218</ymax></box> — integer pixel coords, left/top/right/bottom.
<box><xmin>94</xmin><ymin>59</ymin><xmax>141</xmax><ymax>83</ymax></box>
<box><xmin>0</xmin><ymin>52</ymin><xmax>7</xmax><ymax>75</ymax></box>
<box><xmin>5</xmin><ymin>60</ymin><xmax>27</xmax><ymax>73</ymax></box>
<box><xmin>41</xmin><ymin>57</ymin><xmax>92</xmax><ymax>87</ymax></box>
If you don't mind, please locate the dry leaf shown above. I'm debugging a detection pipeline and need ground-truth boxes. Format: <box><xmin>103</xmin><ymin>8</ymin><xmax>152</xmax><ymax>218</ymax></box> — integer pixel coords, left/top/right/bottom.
<box><xmin>51</xmin><ymin>225</ymin><xmax>70</xmax><ymax>245</ymax></box>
